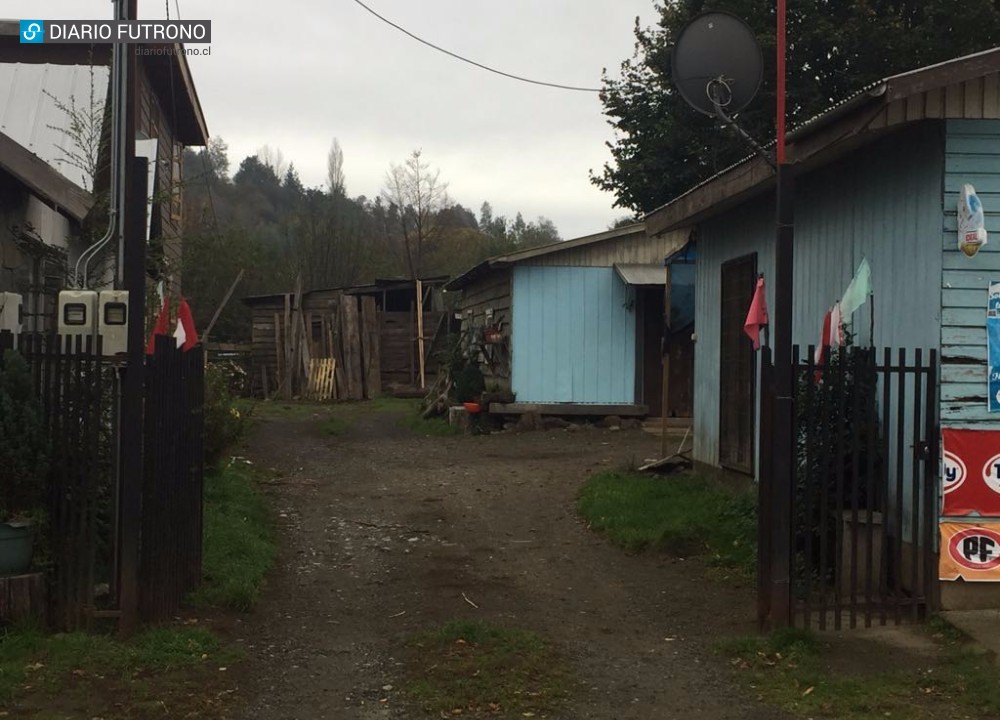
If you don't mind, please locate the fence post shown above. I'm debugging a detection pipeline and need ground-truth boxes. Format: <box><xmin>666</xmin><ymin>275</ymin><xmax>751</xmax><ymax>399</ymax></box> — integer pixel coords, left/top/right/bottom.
<box><xmin>118</xmin><ymin>157</ymin><xmax>149</xmax><ymax>638</ymax></box>
<box><xmin>757</xmin><ymin>346</ymin><xmax>774</xmax><ymax>630</ymax></box>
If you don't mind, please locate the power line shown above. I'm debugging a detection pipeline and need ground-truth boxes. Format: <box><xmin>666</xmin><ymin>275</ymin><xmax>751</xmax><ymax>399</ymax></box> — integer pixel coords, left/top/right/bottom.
<box><xmin>349</xmin><ymin>0</ymin><xmax>602</xmax><ymax>93</ymax></box>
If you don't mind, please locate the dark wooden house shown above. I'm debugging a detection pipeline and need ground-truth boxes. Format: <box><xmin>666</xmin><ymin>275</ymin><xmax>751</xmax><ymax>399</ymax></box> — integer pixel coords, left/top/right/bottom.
<box><xmin>0</xmin><ymin>21</ymin><xmax>208</xmax><ymax>318</ymax></box>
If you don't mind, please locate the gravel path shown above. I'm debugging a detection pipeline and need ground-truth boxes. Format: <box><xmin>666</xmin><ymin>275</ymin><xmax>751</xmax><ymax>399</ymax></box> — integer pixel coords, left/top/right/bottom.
<box><xmin>225</xmin><ymin>405</ymin><xmax>780</xmax><ymax>719</ymax></box>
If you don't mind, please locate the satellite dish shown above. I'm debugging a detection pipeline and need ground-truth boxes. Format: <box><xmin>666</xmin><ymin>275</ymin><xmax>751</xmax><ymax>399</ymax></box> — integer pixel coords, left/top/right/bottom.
<box><xmin>671</xmin><ymin>12</ymin><xmax>763</xmax><ymax>117</ymax></box>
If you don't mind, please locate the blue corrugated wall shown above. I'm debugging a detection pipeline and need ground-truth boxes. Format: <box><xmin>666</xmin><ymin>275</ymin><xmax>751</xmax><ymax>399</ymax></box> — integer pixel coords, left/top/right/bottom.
<box><xmin>511</xmin><ymin>266</ymin><xmax>636</xmax><ymax>403</ymax></box>
<box><xmin>941</xmin><ymin>119</ymin><xmax>1000</xmax><ymax>425</ymax></box>
<box><xmin>694</xmin><ymin>123</ymin><xmax>945</xmax><ymax>473</ymax></box>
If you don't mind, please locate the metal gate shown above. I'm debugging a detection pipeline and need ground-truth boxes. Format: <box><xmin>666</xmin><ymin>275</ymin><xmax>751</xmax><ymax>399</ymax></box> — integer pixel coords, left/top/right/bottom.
<box><xmin>759</xmin><ymin>344</ymin><xmax>940</xmax><ymax>629</ymax></box>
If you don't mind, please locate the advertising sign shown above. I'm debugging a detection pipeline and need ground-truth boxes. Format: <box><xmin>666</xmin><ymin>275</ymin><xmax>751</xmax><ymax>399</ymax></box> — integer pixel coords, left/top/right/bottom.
<box><xmin>990</xmin><ymin>281</ymin><xmax>1000</xmax><ymax>413</ymax></box>
<box><xmin>940</xmin><ymin>522</ymin><xmax>1000</xmax><ymax>581</ymax></box>
<box><xmin>942</xmin><ymin>428</ymin><xmax>1000</xmax><ymax>516</ymax></box>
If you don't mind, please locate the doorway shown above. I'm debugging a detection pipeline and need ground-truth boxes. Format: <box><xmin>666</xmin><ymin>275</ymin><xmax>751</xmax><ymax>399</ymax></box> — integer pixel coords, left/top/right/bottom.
<box><xmin>719</xmin><ymin>254</ymin><xmax>757</xmax><ymax>473</ymax></box>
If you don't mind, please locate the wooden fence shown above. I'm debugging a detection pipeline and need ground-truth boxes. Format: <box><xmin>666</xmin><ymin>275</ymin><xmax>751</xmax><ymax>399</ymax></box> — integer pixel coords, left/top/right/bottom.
<box><xmin>0</xmin><ymin>331</ymin><xmax>205</xmax><ymax>630</ymax></box>
<box><xmin>1</xmin><ymin>333</ymin><xmax>114</xmax><ymax>629</ymax></box>
<box><xmin>139</xmin><ymin>336</ymin><xmax>205</xmax><ymax>622</ymax></box>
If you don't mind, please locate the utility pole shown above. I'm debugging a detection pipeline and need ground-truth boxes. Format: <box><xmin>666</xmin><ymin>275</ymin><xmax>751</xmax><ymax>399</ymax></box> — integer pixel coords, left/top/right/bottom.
<box><xmin>118</xmin><ymin>0</ymin><xmax>145</xmax><ymax>638</ymax></box>
<box><xmin>769</xmin><ymin>0</ymin><xmax>794</xmax><ymax>629</ymax></box>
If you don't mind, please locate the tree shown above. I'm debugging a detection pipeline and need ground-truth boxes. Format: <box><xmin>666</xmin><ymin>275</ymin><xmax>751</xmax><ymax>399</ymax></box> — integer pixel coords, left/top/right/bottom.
<box><xmin>380</xmin><ymin>150</ymin><xmax>449</xmax><ymax>279</ymax></box>
<box><xmin>594</xmin><ymin>0</ymin><xmax>1000</xmax><ymax>214</ymax></box>
<box><xmin>255</xmin><ymin>144</ymin><xmax>288</xmax><ymax>180</ymax></box>
<box><xmin>327</xmin><ymin>138</ymin><xmax>346</xmax><ymax>196</ymax></box>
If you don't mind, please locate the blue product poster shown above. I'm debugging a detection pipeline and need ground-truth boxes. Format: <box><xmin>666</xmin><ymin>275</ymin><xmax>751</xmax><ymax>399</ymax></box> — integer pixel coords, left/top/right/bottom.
<box><xmin>989</xmin><ymin>281</ymin><xmax>1000</xmax><ymax>413</ymax></box>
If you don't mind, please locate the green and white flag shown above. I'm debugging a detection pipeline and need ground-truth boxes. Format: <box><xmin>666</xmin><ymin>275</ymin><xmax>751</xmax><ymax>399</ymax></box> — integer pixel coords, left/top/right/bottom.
<box><xmin>840</xmin><ymin>257</ymin><xmax>872</xmax><ymax>321</ymax></box>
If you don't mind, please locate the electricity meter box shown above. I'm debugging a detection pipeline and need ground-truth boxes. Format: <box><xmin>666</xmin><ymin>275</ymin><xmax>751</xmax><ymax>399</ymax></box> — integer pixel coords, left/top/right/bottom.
<box><xmin>0</xmin><ymin>292</ymin><xmax>23</xmax><ymax>335</ymax></box>
<box><xmin>98</xmin><ymin>291</ymin><xmax>129</xmax><ymax>355</ymax></box>
<box><xmin>58</xmin><ymin>290</ymin><xmax>97</xmax><ymax>343</ymax></box>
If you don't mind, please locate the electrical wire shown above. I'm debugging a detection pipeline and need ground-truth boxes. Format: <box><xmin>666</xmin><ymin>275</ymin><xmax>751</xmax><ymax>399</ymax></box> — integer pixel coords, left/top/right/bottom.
<box><xmin>348</xmin><ymin>0</ymin><xmax>602</xmax><ymax>93</ymax></box>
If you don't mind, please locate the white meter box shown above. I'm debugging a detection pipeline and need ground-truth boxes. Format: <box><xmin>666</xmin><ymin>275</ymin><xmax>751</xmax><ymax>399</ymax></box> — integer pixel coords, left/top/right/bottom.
<box><xmin>98</xmin><ymin>291</ymin><xmax>128</xmax><ymax>355</ymax></box>
<box><xmin>0</xmin><ymin>292</ymin><xmax>23</xmax><ymax>335</ymax></box>
<box><xmin>58</xmin><ymin>290</ymin><xmax>97</xmax><ymax>345</ymax></box>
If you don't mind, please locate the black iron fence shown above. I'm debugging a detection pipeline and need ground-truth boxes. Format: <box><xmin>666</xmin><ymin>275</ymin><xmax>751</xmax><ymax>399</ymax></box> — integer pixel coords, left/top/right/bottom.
<box><xmin>760</xmin><ymin>344</ymin><xmax>939</xmax><ymax>630</ymax></box>
<box><xmin>0</xmin><ymin>331</ymin><xmax>205</xmax><ymax>630</ymax></box>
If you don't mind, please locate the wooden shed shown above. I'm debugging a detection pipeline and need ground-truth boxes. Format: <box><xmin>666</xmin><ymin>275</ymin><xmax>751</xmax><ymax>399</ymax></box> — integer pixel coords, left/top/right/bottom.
<box><xmin>242</xmin><ymin>277</ymin><xmax>452</xmax><ymax>399</ymax></box>
<box><xmin>444</xmin><ymin>224</ymin><xmax>693</xmax><ymax>418</ymax></box>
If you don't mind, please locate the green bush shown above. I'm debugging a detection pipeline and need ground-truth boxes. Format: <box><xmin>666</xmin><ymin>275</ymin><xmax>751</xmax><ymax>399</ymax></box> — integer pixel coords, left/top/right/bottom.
<box><xmin>203</xmin><ymin>362</ymin><xmax>249</xmax><ymax>469</ymax></box>
<box><xmin>0</xmin><ymin>351</ymin><xmax>49</xmax><ymax>521</ymax></box>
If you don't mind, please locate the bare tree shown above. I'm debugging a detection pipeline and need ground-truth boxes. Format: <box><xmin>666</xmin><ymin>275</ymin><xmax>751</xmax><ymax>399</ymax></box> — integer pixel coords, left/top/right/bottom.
<box><xmin>45</xmin><ymin>63</ymin><xmax>106</xmax><ymax>192</ymax></box>
<box><xmin>380</xmin><ymin>150</ymin><xmax>448</xmax><ymax>279</ymax></box>
<box><xmin>255</xmin><ymin>144</ymin><xmax>288</xmax><ymax>180</ymax></box>
<box><xmin>327</xmin><ymin>138</ymin><xmax>345</xmax><ymax>196</ymax></box>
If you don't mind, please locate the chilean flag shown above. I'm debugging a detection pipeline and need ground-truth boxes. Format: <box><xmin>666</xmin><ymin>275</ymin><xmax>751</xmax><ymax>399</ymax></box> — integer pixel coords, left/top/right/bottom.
<box><xmin>173</xmin><ymin>298</ymin><xmax>199</xmax><ymax>351</ymax></box>
<box><xmin>146</xmin><ymin>296</ymin><xmax>172</xmax><ymax>355</ymax></box>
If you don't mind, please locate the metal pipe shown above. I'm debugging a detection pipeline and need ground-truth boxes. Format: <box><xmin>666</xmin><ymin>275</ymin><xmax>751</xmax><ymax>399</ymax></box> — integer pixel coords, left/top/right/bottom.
<box><xmin>75</xmin><ymin>39</ymin><xmax>120</xmax><ymax>286</ymax></box>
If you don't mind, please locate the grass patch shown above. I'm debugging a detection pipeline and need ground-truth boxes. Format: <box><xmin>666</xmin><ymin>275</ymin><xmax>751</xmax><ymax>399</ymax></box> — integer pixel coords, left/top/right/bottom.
<box><xmin>716</xmin><ymin>623</ymin><xmax>1000</xmax><ymax>719</ymax></box>
<box><xmin>405</xmin><ymin>619</ymin><xmax>571</xmax><ymax>717</ymax></box>
<box><xmin>320</xmin><ymin>416</ymin><xmax>353</xmax><ymax>435</ymax></box>
<box><xmin>187</xmin><ymin>460</ymin><xmax>276</xmax><ymax>611</ymax></box>
<box><xmin>0</xmin><ymin>623</ymin><xmax>240</xmax><ymax>709</ymax></box>
<box><xmin>402</xmin><ymin>413</ymin><xmax>462</xmax><ymax>437</ymax></box>
<box><xmin>577</xmin><ymin>471</ymin><xmax>756</xmax><ymax>573</ymax></box>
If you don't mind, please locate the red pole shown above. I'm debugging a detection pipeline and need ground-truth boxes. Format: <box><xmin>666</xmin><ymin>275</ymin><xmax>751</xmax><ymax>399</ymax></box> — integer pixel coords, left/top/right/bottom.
<box><xmin>776</xmin><ymin>0</ymin><xmax>787</xmax><ymax>163</ymax></box>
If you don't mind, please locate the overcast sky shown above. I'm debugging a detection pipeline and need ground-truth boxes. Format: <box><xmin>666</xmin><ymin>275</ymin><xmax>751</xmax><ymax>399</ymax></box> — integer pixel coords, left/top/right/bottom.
<box><xmin>15</xmin><ymin>1</ymin><xmax>660</xmax><ymax>238</ymax></box>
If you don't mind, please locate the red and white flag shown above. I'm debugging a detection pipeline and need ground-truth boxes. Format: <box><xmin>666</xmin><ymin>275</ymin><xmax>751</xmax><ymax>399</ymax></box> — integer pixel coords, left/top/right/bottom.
<box><xmin>146</xmin><ymin>296</ymin><xmax>171</xmax><ymax>355</ymax></box>
<box><xmin>173</xmin><ymin>298</ymin><xmax>199</xmax><ymax>351</ymax></box>
<box><xmin>814</xmin><ymin>303</ymin><xmax>845</xmax><ymax>367</ymax></box>
<box><xmin>743</xmin><ymin>276</ymin><xmax>769</xmax><ymax>350</ymax></box>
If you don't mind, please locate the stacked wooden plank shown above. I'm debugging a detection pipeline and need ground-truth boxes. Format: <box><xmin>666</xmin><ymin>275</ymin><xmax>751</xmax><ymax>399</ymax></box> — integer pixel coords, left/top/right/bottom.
<box><xmin>262</xmin><ymin>283</ymin><xmax>384</xmax><ymax>401</ymax></box>
<box><xmin>306</xmin><ymin>358</ymin><xmax>337</xmax><ymax>400</ymax></box>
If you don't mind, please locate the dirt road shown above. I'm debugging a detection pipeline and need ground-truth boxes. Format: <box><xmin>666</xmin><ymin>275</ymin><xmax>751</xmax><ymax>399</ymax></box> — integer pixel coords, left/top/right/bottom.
<box><xmin>227</xmin><ymin>403</ymin><xmax>778</xmax><ymax>719</ymax></box>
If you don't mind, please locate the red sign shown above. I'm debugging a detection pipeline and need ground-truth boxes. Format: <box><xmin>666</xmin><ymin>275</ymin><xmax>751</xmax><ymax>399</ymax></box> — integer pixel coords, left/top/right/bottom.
<box><xmin>942</xmin><ymin>428</ymin><xmax>1000</xmax><ymax>517</ymax></box>
<box><xmin>941</xmin><ymin>523</ymin><xmax>1000</xmax><ymax>581</ymax></box>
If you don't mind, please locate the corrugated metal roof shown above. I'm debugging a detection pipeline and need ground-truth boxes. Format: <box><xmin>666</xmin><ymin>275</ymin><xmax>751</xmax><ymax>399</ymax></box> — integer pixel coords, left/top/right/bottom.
<box><xmin>0</xmin><ymin>62</ymin><xmax>110</xmax><ymax>192</ymax></box>
<box><xmin>444</xmin><ymin>223</ymin><xmax>646</xmax><ymax>291</ymax></box>
<box><xmin>613</xmin><ymin>263</ymin><xmax>665</xmax><ymax>286</ymax></box>
<box><xmin>643</xmin><ymin>46</ymin><xmax>1000</xmax><ymax>235</ymax></box>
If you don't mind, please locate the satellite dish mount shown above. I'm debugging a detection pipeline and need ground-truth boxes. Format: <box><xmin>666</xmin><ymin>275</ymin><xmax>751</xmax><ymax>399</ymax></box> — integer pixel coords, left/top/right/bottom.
<box><xmin>672</xmin><ymin>12</ymin><xmax>775</xmax><ymax>169</ymax></box>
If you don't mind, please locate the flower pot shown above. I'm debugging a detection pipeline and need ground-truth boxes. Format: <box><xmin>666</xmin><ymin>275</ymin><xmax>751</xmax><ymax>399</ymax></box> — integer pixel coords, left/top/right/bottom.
<box><xmin>0</xmin><ymin>521</ymin><xmax>34</xmax><ymax>576</ymax></box>
<box><xmin>463</xmin><ymin>401</ymin><xmax>482</xmax><ymax>414</ymax></box>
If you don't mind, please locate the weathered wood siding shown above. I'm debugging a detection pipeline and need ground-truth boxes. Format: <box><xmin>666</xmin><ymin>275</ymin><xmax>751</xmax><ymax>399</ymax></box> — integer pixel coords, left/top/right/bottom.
<box><xmin>867</xmin><ymin>72</ymin><xmax>1000</xmax><ymax>132</ymax></box>
<box><xmin>137</xmin><ymin>66</ymin><xmax>184</xmax><ymax>297</ymax></box>
<box><xmin>511</xmin><ymin>266</ymin><xmax>635</xmax><ymax>403</ymax></box>
<box><xmin>523</xmin><ymin>228</ymin><xmax>688</xmax><ymax>268</ymax></box>
<box><xmin>940</xmin><ymin>119</ymin><xmax>1000</xmax><ymax>425</ymax></box>
<box><xmin>694</xmin><ymin>122</ymin><xmax>945</xmax><ymax>472</ymax></box>
<box><xmin>456</xmin><ymin>270</ymin><xmax>512</xmax><ymax>389</ymax></box>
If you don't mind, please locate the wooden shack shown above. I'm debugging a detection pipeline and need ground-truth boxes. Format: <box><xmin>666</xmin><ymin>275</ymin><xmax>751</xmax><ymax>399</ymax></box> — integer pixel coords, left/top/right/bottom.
<box><xmin>444</xmin><ymin>225</ymin><xmax>694</xmax><ymax>418</ymax></box>
<box><xmin>242</xmin><ymin>277</ymin><xmax>451</xmax><ymax>399</ymax></box>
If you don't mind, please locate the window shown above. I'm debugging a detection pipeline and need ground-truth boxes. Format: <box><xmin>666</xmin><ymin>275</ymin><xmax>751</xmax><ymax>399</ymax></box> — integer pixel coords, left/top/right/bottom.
<box><xmin>63</xmin><ymin>303</ymin><xmax>88</xmax><ymax>326</ymax></box>
<box><xmin>170</xmin><ymin>142</ymin><xmax>183</xmax><ymax>222</ymax></box>
<box><xmin>104</xmin><ymin>303</ymin><xmax>127</xmax><ymax>326</ymax></box>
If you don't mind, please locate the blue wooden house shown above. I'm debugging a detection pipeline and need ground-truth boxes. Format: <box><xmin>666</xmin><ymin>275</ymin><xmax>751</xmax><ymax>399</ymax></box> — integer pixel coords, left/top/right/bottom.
<box><xmin>645</xmin><ymin>47</ymin><xmax>1000</xmax><ymax>476</ymax></box>
<box><xmin>445</xmin><ymin>223</ymin><xmax>693</xmax><ymax>417</ymax></box>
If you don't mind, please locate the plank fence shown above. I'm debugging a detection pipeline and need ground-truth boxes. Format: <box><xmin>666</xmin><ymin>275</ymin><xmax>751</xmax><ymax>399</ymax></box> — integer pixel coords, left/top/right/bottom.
<box><xmin>0</xmin><ymin>330</ymin><xmax>205</xmax><ymax>630</ymax></box>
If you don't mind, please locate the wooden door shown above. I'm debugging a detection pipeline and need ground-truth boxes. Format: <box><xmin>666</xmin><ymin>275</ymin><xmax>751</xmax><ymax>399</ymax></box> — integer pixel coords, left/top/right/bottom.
<box><xmin>637</xmin><ymin>286</ymin><xmax>665</xmax><ymax>416</ymax></box>
<box><xmin>719</xmin><ymin>254</ymin><xmax>756</xmax><ymax>472</ymax></box>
